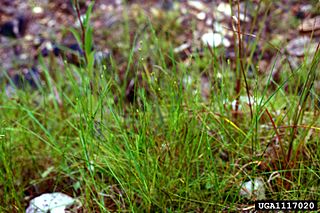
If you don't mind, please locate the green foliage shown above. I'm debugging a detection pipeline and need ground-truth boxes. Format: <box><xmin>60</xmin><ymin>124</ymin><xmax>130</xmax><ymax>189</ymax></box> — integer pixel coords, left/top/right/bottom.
<box><xmin>0</xmin><ymin>1</ymin><xmax>319</xmax><ymax>212</ymax></box>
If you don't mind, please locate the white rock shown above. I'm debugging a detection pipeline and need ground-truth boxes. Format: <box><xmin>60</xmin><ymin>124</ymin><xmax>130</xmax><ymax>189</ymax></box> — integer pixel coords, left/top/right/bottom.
<box><xmin>26</xmin><ymin>192</ymin><xmax>75</xmax><ymax>213</ymax></box>
<box><xmin>301</xmin><ymin>4</ymin><xmax>312</xmax><ymax>12</ymax></box>
<box><xmin>230</xmin><ymin>95</ymin><xmax>260</xmax><ymax>110</ymax></box>
<box><xmin>222</xmin><ymin>38</ymin><xmax>231</xmax><ymax>47</ymax></box>
<box><xmin>239</xmin><ymin>13</ymin><xmax>251</xmax><ymax>22</ymax></box>
<box><xmin>202</xmin><ymin>32</ymin><xmax>222</xmax><ymax>47</ymax></box>
<box><xmin>196</xmin><ymin>12</ymin><xmax>206</xmax><ymax>20</ymax></box>
<box><xmin>187</xmin><ymin>0</ymin><xmax>206</xmax><ymax>11</ymax></box>
<box><xmin>286</xmin><ymin>36</ymin><xmax>317</xmax><ymax>57</ymax></box>
<box><xmin>205</xmin><ymin>17</ymin><xmax>213</xmax><ymax>26</ymax></box>
<box><xmin>217</xmin><ymin>2</ymin><xmax>232</xmax><ymax>17</ymax></box>
<box><xmin>239</xmin><ymin>178</ymin><xmax>266</xmax><ymax>200</ymax></box>
<box><xmin>216</xmin><ymin>2</ymin><xmax>250</xmax><ymax>22</ymax></box>
<box><xmin>32</xmin><ymin>6</ymin><xmax>44</xmax><ymax>14</ymax></box>
<box><xmin>213</xmin><ymin>22</ymin><xmax>223</xmax><ymax>33</ymax></box>
<box><xmin>174</xmin><ymin>43</ymin><xmax>190</xmax><ymax>53</ymax></box>
<box><xmin>201</xmin><ymin>32</ymin><xmax>230</xmax><ymax>48</ymax></box>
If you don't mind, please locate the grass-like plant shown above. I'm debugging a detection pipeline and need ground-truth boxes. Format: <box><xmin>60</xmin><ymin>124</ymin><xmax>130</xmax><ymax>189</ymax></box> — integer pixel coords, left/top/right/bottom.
<box><xmin>0</xmin><ymin>0</ymin><xmax>319</xmax><ymax>212</ymax></box>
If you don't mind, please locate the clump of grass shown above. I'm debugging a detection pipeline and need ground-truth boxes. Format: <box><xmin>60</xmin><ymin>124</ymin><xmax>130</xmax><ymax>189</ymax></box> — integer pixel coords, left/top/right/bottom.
<box><xmin>0</xmin><ymin>1</ymin><xmax>319</xmax><ymax>212</ymax></box>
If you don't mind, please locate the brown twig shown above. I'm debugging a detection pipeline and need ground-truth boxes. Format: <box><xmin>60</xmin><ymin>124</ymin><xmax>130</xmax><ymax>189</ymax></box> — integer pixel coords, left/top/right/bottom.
<box><xmin>234</xmin><ymin>0</ymin><xmax>253</xmax><ymax>120</ymax></box>
<box><xmin>264</xmin><ymin>108</ymin><xmax>286</xmax><ymax>162</ymax></box>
